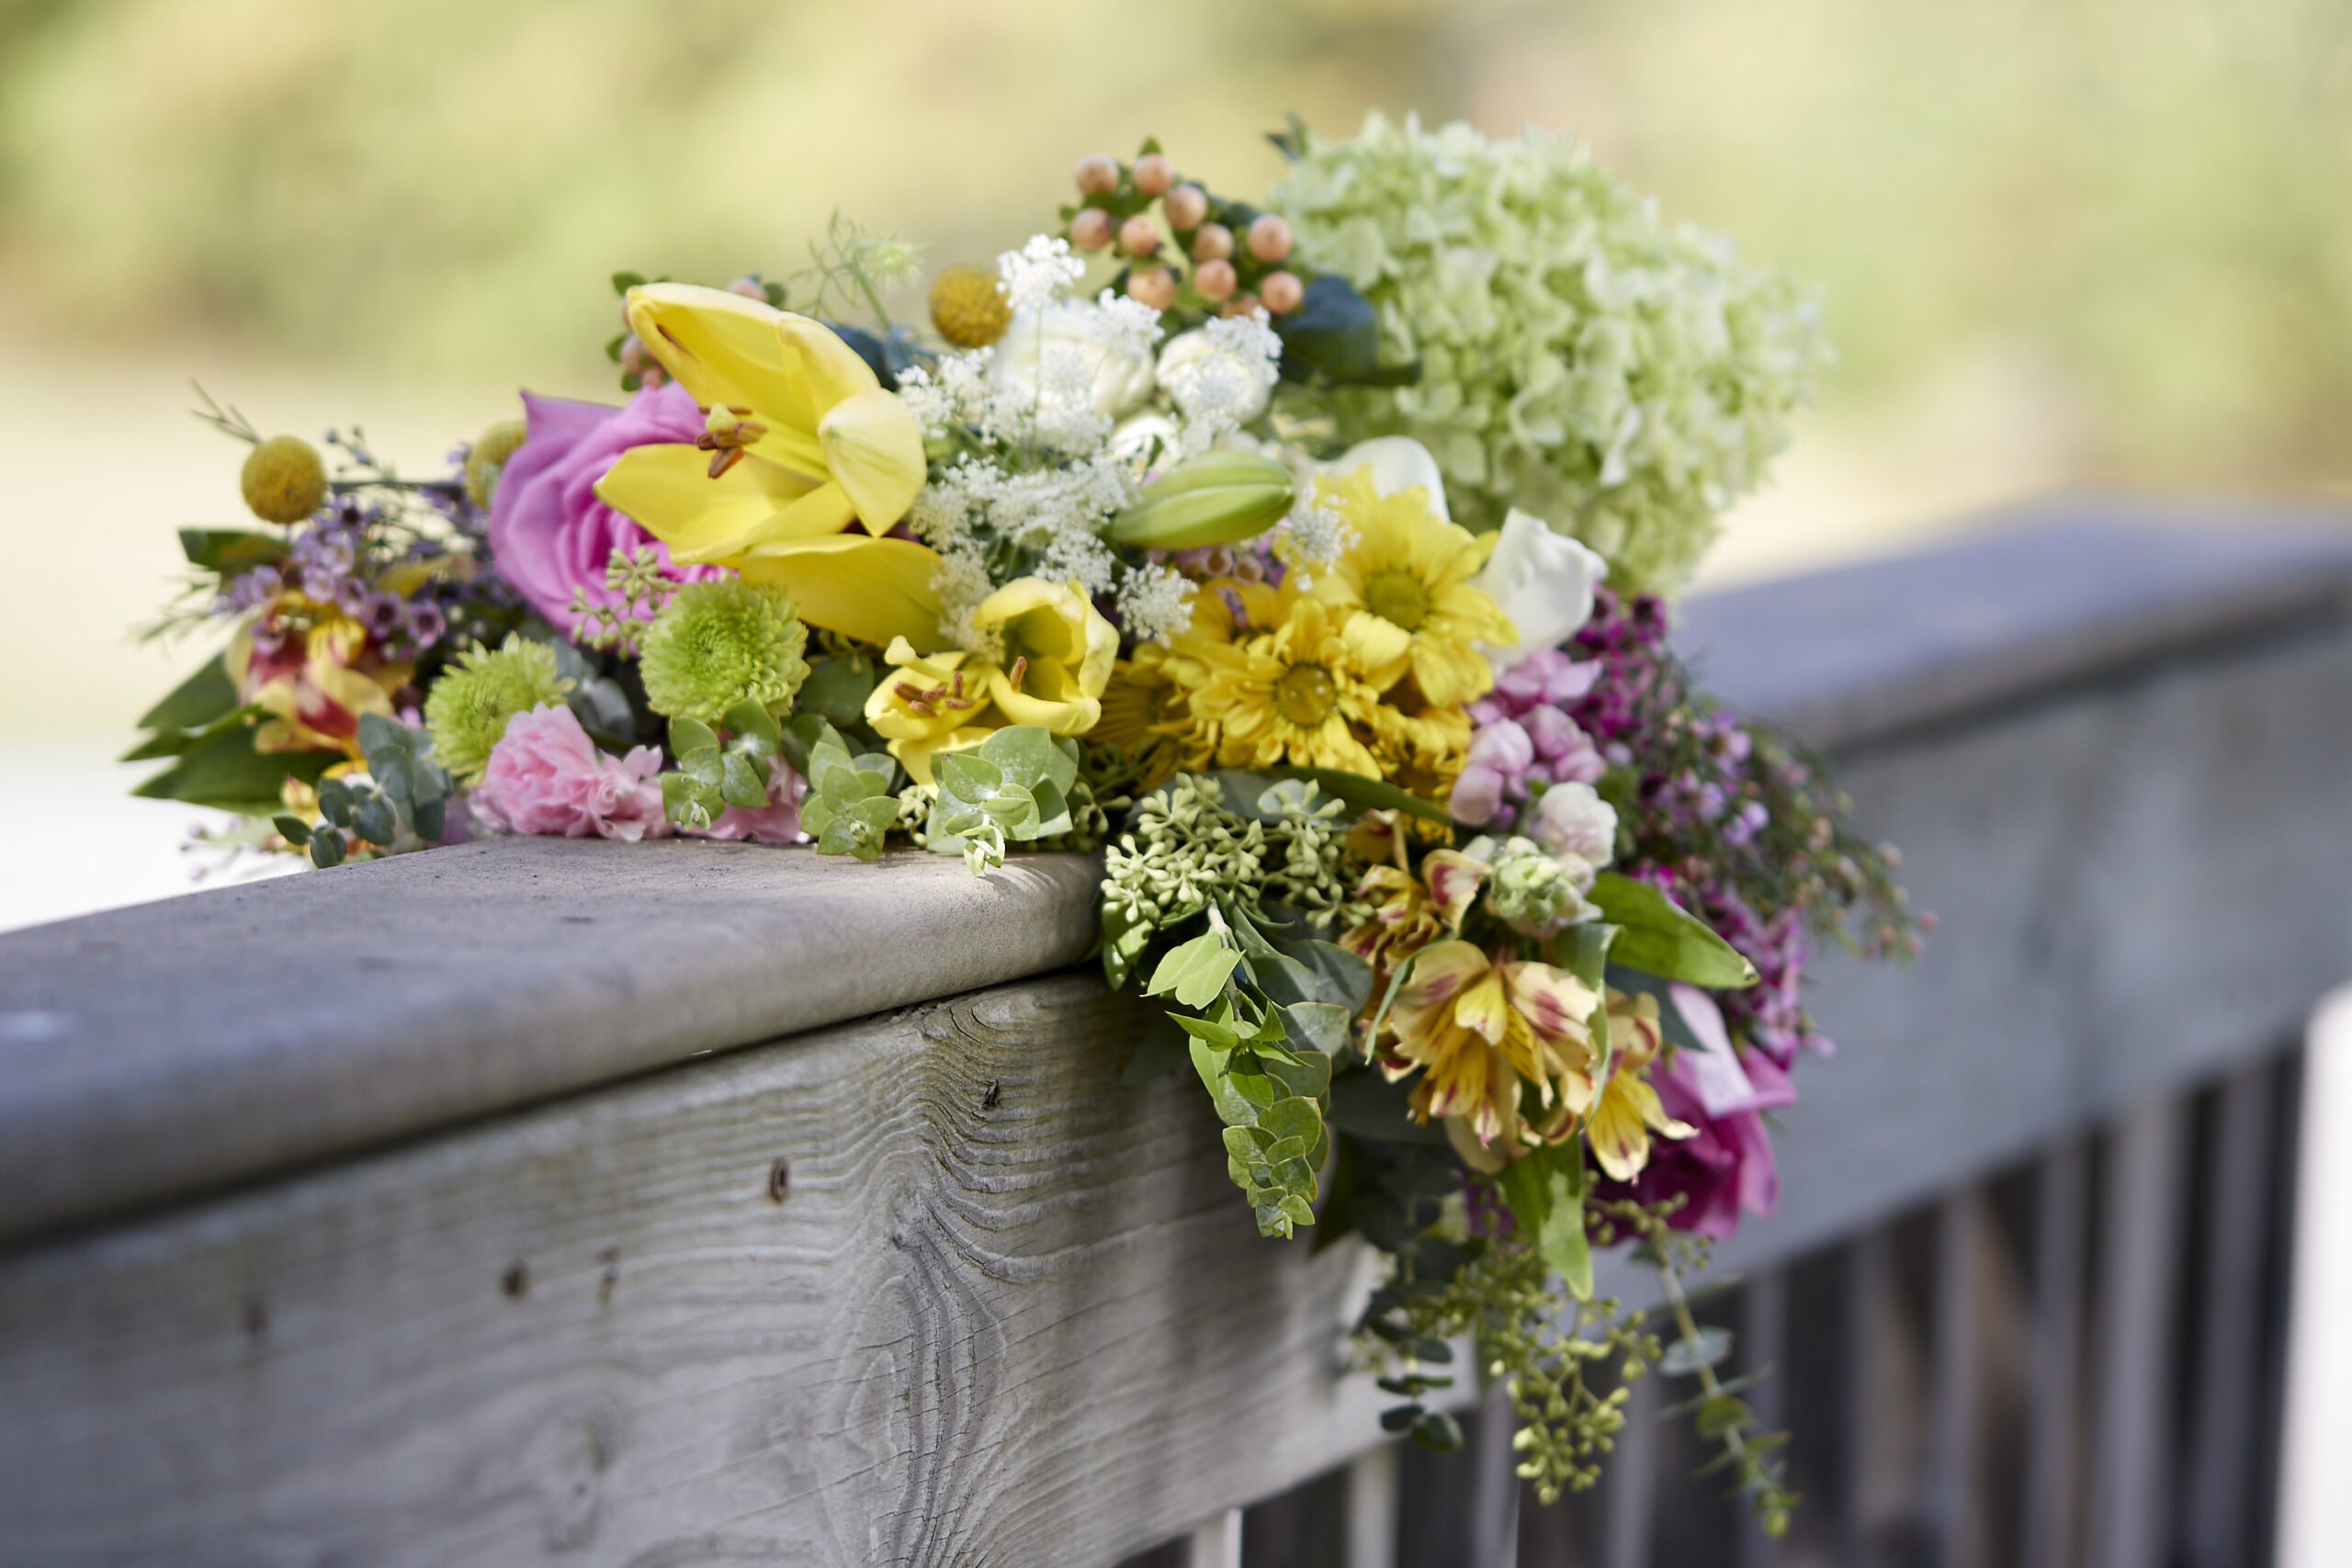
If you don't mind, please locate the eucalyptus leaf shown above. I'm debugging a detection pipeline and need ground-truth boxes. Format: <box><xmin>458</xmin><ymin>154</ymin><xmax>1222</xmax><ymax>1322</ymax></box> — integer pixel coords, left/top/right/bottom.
<box><xmin>1147</xmin><ymin>931</ymin><xmax>1244</xmax><ymax>1010</ymax></box>
<box><xmin>1660</xmin><ymin>1326</ymin><xmax>1736</xmax><ymax>1377</ymax></box>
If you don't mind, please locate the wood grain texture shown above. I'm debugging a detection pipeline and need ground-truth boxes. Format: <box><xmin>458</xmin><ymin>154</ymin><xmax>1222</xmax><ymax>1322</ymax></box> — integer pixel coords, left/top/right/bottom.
<box><xmin>0</xmin><ymin>839</ymin><xmax>1101</xmax><ymax>1246</ymax></box>
<box><xmin>0</xmin><ymin>974</ymin><xmax>1396</xmax><ymax>1568</ymax></box>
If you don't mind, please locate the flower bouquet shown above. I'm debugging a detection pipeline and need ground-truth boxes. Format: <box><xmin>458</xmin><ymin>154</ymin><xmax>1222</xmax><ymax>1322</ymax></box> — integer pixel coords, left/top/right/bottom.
<box><xmin>131</xmin><ymin>115</ymin><xmax>1919</xmax><ymax>1528</ymax></box>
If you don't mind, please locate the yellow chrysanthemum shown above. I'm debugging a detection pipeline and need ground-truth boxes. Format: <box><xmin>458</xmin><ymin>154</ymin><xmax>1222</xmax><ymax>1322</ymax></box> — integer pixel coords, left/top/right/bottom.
<box><xmin>1309</xmin><ymin>468</ymin><xmax>1517</xmax><ymax>708</ymax></box>
<box><xmin>1179</xmin><ymin>596</ymin><xmax>1387</xmax><ymax>776</ymax></box>
<box><xmin>1378</xmin><ymin>940</ymin><xmax>1598</xmax><ymax>1147</ymax></box>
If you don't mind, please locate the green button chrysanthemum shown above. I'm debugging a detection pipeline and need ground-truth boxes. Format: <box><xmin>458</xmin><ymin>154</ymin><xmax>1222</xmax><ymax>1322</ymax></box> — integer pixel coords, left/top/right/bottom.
<box><xmin>637</xmin><ymin>578</ymin><xmax>810</xmax><ymax>724</ymax></box>
<box><xmin>424</xmin><ymin>634</ymin><xmax>575</xmax><ymax>784</ymax></box>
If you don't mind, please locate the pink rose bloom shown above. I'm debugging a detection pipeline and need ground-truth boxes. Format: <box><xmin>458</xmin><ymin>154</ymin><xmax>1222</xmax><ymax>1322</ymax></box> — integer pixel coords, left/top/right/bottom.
<box><xmin>695</xmin><ymin>765</ymin><xmax>808</xmax><ymax>845</ymax></box>
<box><xmin>486</xmin><ymin>383</ymin><xmax>724</xmax><ymax>632</ymax></box>
<box><xmin>471</xmin><ymin>705</ymin><xmax>670</xmax><ymax>841</ymax></box>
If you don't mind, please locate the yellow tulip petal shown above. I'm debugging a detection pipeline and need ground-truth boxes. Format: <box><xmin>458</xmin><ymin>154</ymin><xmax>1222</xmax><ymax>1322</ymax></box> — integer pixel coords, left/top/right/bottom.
<box><xmin>817</xmin><ymin>386</ymin><xmax>926</xmax><ymax>527</ymax></box>
<box><xmin>594</xmin><ymin>445</ymin><xmax>819</xmax><ymax>561</ymax></box>
<box><xmin>736</xmin><ymin>534</ymin><xmax>946</xmax><ymax>651</ymax></box>
<box><xmin>988</xmin><ymin>660</ymin><xmax>1101</xmax><ymax>733</ymax></box>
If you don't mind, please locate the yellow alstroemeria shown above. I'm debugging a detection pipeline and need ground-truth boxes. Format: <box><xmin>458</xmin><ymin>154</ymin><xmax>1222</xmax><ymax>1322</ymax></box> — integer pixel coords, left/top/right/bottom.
<box><xmin>593</xmin><ymin>283</ymin><xmax>940</xmax><ymax>649</ymax></box>
<box><xmin>1553</xmin><ymin>988</ymin><xmax>1698</xmax><ymax>1182</ymax></box>
<box><xmin>227</xmin><ymin>594</ymin><xmax>409</xmax><ymax>761</ymax></box>
<box><xmin>863</xmin><ymin>580</ymin><xmax>1117</xmax><ymax>784</ymax></box>
<box><xmin>1379</xmin><ymin>940</ymin><xmax>1598</xmax><ymax>1147</ymax></box>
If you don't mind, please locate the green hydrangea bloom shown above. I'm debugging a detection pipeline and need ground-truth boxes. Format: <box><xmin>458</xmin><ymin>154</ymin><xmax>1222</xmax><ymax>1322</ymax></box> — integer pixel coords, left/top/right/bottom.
<box><xmin>637</xmin><ymin>578</ymin><xmax>810</xmax><ymax>723</ymax></box>
<box><xmin>423</xmin><ymin>634</ymin><xmax>574</xmax><ymax>784</ymax></box>
<box><xmin>1271</xmin><ymin>112</ymin><xmax>1830</xmax><ymax>593</ymax></box>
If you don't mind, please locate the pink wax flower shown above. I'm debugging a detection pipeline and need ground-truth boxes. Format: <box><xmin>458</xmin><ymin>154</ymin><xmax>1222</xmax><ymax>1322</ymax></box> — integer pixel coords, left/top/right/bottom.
<box><xmin>486</xmin><ymin>383</ymin><xmax>723</xmax><ymax>633</ymax></box>
<box><xmin>695</xmin><ymin>766</ymin><xmax>808</xmax><ymax>845</ymax></box>
<box><xmin>470</xmin><ymin>705</ymin><xmax>670</xmax><ymax>841</ymax></box>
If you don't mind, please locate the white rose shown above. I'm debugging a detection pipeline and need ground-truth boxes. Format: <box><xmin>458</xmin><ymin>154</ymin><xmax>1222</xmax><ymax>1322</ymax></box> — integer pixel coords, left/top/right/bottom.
<box><xmin>1469</xmin><ymin>508</ymin><xmax>1606</xmax><ymax>668</ymax></box>
<box><xmin>1155</xmin><ymin>327</ymin><xmax>1275</xmax><ymax>424</ymax></box>
<box><xmin>1528</xmin><ymin>781</ymin><xmax>1617</xmax><ymax>886</ymax></box>
<box><xmin>989</xmin><ymin>302</ymin><xmax>1157</xmax><ymax>417</ymax></box>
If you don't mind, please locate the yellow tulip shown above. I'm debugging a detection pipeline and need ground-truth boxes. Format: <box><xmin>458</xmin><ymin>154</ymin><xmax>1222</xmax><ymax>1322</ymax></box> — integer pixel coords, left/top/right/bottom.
<box><xmin>861</xmin><ymin>579</ymin><xmax>1117</xmax><ymax>784</ymax></box>
<box><xmin>970</xmin><ymin>578</ymin><xmax>1118</xmax><ymax>735</ymax></box>
<box><xmin>593</xmin><ymin>284</ymin><xmax>938</xmax><ymax>647</ymax></box>
<box><xmin>865</xmin><ymin>638</ymin><xmax>997</xmax><ymax>785</ymax></box>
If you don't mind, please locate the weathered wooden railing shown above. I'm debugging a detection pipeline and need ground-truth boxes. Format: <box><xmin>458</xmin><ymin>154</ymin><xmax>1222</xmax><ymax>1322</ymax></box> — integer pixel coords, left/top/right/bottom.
<box><xmin>3</xmin><ymin>501</ymin><xmax>2349</xmax><ymax>1566</ymax></box>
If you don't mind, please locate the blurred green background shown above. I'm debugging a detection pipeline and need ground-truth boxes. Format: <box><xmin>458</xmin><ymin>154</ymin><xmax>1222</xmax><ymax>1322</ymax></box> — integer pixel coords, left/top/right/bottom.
<box><xmin>2</xmin><ymin>0</ymin><xmax>2348</xmax><ymax>916</ymax></box>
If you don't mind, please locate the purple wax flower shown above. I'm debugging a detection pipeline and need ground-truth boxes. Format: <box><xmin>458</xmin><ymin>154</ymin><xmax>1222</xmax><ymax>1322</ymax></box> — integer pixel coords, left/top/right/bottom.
<box><xmin>486</xmin><ymin>383</ymin><xmax>724</xmax><ymax>634</ymax></box>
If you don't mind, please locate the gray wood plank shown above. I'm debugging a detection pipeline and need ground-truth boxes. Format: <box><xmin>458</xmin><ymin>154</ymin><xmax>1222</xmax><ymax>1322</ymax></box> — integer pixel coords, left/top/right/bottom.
<box><xmin>2181</xmin><ymin>1067</ymin><xmax>2277</xmax><ymax>1568</ymax></box>
<box><xmin>2086</xmin><ymin>1095</ymin><xmax>2188</xmax><ymax>1568</ymax></box>
<box><xmin>0</xmin><ymin>975</ymin><xmax>1395</xmax><ymax>1568</ymax></box>
<box><xmin>1736</xmin><ymin>1270</ymin><xmax>1789</xmax><ymax>1568</ymax></box>
<box><xmin>1925</xmin><ymin>1191</ymin><xmax>1985</xmax><ymax>1568</ymax></box>
<box><xmin>0</xmin><ymin>839</ymin><xmax>1101</xmax><ymax>1246</ymax></box>
<box><xmin>2020</xmin><ymin>1143</ymin><xmax>2089</xmax><ymax>1568</ymax></box>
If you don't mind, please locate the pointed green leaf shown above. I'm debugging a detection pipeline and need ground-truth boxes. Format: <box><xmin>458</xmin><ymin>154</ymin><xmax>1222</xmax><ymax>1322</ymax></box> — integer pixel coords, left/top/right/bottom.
<box><xmin>1589</xmin><ymin>873</ymin><xmax>1758</xmax><ymax>988</ymax></box>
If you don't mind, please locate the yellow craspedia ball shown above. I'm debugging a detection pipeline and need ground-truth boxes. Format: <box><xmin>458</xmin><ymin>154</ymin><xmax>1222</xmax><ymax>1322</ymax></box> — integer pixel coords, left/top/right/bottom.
<box><xmin>929</xmin><ymin>265</ymin><xmax>1012</xmax><ymax>349</ymax></box>
<box><xmin>240</xmin><ymin>434</ymin><xmax>328</xmax><ymax>525</ymax></box>
<box><xmin>464</xmin><ymin>419</ymin><xmax>529</xmax><ymax>511</ymax></box>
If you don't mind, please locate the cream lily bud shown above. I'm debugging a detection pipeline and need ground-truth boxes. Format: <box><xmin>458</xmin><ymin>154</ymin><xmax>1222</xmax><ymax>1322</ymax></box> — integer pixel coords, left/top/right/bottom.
<box><xmin>1108</xmin><ymin>450</ymin><xmax>1295</xmax><ymax>549</ymax></box>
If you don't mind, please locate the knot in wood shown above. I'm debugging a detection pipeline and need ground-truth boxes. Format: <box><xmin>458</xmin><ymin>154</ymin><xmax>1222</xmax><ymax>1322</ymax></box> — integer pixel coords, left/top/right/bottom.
<box><xmin>766</xmin><ymin>1156</ymin><xmax>791</xmax><ymax>1202</ymax></box>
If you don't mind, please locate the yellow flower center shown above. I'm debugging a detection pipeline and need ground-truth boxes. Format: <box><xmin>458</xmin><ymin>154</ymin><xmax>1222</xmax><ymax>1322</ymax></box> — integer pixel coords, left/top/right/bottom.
<box><xmin>1363</xmin><ymin>568</ymin><xmax>1432</xmax><ymax>631</ymax></box>
<box><xmin>1274</xmin><ymin>662</ymin><xmax>1339</xmax><ymax>727</ymax></box>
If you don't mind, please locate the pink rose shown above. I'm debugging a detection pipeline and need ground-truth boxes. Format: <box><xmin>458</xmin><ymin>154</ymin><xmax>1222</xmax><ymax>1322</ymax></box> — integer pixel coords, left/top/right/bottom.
<box><xmin>471</xmin><ymin>705</ymin><xmax>670</xmax><ymax>841</ymax></box>
<box><xmin>695</xmin><ymin>765</ymin><xmax>808</xmax><ymax>845</ymax></box>
<box><xmin>486</xmin><ymin>383</ymin><xmax>724</xmax><ymax>632</ymax></box>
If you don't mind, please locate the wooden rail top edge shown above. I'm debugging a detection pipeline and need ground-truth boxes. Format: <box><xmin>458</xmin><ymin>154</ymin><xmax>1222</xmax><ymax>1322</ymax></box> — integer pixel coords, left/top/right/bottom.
<box><xmin>0</xmin><ymin>502</ymin><xmax>2346</xmax><ymax>1246</ymax></box>
<box><xmin>1680</xmin><ymin>497</ymin><xmax>2352</xmax><ymax>749</ymax></box>
<box><xmin>0</xmin><ymin>840</ymin><xmax>1100</xmax><ymax>1246</ymax></box>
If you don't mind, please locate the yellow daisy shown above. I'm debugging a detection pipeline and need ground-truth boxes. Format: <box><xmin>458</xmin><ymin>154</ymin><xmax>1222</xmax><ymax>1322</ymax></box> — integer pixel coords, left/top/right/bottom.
<box><xmin>1309</xmin><ymin>468</ymin><xmax>1518</xmax><ymax>708</ymax></box>
<box><xmin>1180</xmin><ymin>596</ymin><xmax>1391</xmax><ymax>775</ymax></box>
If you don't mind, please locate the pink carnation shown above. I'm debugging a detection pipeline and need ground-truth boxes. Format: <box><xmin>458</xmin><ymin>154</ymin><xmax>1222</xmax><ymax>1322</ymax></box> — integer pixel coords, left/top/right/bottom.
<box><xmin>471</xmin><ymin>705</ymin><xmax>670</xmax><ymax>841</ymax></box>
<box><xmin>486</xmin><ymin>383</ymin><xmax>724</xmax><ymax>632</ymax></box>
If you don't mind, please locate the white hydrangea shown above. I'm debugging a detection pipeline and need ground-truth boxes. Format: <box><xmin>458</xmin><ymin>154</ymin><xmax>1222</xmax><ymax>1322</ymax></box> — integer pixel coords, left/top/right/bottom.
<box><xmin>996</xmin><ymin>233</ymin><xmax>1086</xmax><ymax>314</ymax></box>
